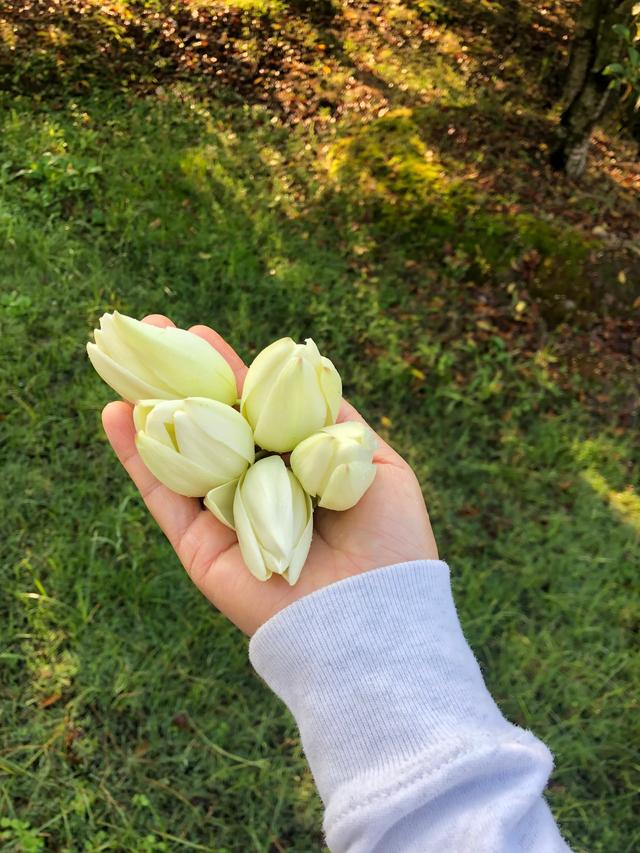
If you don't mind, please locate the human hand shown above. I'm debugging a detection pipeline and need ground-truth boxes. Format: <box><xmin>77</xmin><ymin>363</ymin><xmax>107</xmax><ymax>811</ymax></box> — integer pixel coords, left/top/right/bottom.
<box><xmin>102</xmin><ymin>315</ymin><xmax>438</xmax><ymax>635</ymax></box>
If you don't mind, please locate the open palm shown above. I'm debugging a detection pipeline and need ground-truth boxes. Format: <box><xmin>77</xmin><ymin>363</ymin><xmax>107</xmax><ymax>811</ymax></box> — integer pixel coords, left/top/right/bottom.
<box><xmin>102</xmin><ymin>315</ymin><xmax>438</xmax><ymax>635</ymax></box>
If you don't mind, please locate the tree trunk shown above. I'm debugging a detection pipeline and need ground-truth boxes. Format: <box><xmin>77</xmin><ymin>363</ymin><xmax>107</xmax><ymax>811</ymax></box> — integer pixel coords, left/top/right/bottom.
<box><xmin>552</xmin><ymin>0</ymin><xmax>635</xmax><ymax>178</ymax></box>
<box><xmin>562</xmin><ymin>0</ymin><xmax>606</xmax><ymax>107</ymax></box>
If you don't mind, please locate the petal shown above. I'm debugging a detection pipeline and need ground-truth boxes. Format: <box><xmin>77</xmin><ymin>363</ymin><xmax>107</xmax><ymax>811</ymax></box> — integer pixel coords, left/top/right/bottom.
<box><xmin>287</xmin><ymin>469</ymin><xmax>311</xmax><ymax>539</ymax></box>
<box><xmin>135</xmin><ymin>432</ymin><xmax>218</xmax><ymax>497</ymax></box>
<box><xmin>322</xmin><ymin>421</ymin><xmax>376</xmax><ymax>451</ymax></box>
<box><xmin>182</xmin><ymin>398</ymin><xmax>254</xmax><ymax>463</ymax></box>
<box><xmin>318</xmin><ymin>356</ymin><xmax>342</xmax><ymax>424</ymax></box>
<box><xmin>284</xmin><ymin>500</ymin><xmax>313</xmax><ymax>586</ymax></box>
<box><xmin>362</xmin><ymin>427</ymin><xmax>378</xmax><ymax>454</ymax></box>
<box><xmin>290</xmin><ymin>432</ymin><xmax>336</xmax><ymax>497</ymax></box>
<box><xmin>87</xmin><ymin>342</ymin><xmax>168</xmax><ymax>402</ymax></box>
<box><xmin>173</xmin><ymin>410</ymin><xmax>248</xmax><ymax>482</ymax></box>
<box><xmin>300</xmin><ymin>338</ymin><xmax>321</xmax><ymax>366</ymax></box>
<box><xmin>234</xmin><ymin>485</ymin><xmax>271</xmax><ymax>581</ymax></box>
<box><xmin>318</xmin><ymin>461</ymin><xmax>377</xmax><ymax>511</ymax></box>
<box><xmin>113</xmin><ymin>312</ymin><xmax>237</xmax><ymax>403</ymax></box>
<box><xmin>143</xmin><ymin>399</ymin><xmax>183</xmax><ymax>449</ymax></box>
<box><xmin>261</xmin><ymin>547</ymin><xmax>289</xmax><ymax>577</ymax></box>
<box><xmin>254</xmin><ymin>357</ymin><xmax>327</xmax><ymax>452</ymax></box>
<box><xmin>96</xmin><ymin>314</ymin><xmax>157</xmax><ymax>384</ymax></box>
<box><xmin>332</xmin><ymin>435</ymin><xmax>374</xmax><ymax>468</ymax></box>
<box><xmin>240</xmin><ymin>457</ymin><xmax>294</xmax><ymax>566</ymax></box>
<box><xmin>241</xmin><ymin>337</ymin><xmax>296</xmax><ymax>427</ymax></box>
<box><xmin>133</xmin><ymin>400</ymin><xmax>154</xmax><ymax>432</ymax></box>
<box><xmin>204</xmin><ymin>479</ymin><xmax>238</xmax><ymax>530</ymax></box>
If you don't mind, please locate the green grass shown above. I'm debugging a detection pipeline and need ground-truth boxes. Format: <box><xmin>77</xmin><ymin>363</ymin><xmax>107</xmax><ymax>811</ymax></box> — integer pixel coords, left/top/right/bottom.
<box><xmin>1</xmin><ymin>4</ymin><xmax>639</xmax><ymax>850</ymax></box>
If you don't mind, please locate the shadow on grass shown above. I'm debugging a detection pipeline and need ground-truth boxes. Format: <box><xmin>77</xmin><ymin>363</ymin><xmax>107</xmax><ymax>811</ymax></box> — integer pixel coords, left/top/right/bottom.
<box><xmin>0</xmin><ymin>0</ymin><xmax>584</xmax><ymax>120</ymax></box>
<box><xmin>2</xmin><ymin>3</ymin><xmax>638</xmax><ymax>299</ymax></box>
<box><xmin>407</xmin><ymin>0</ymin><xmax>572</xmax><ymax>96</ymax></box>
<box><xmin>322</xmin><ymin>103</ymin><xmax>640</xmax><ymax>321</ymax></box>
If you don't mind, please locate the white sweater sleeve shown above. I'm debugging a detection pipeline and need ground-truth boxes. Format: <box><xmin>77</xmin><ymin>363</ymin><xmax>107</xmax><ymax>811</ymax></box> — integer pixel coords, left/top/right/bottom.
<box><xmin>249</xmin><ymin>560</ymin><xmax>571</xmax><ymax>853</ymax></box>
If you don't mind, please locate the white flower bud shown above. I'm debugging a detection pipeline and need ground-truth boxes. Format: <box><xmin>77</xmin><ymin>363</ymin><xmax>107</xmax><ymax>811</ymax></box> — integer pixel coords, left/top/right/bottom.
<box><xmin>87</xmin><ymin>311</ymin><xmax>237</xmax><ymax>404</ymax></box>
<box><xmin>234</xmin><ymin>456</ymin><xmax>313</xmax><ymax>586</ymax></box>
<box><xmin>290</xmin><ymin>421</ymin><xmax>377</xmax><ymax>511</ymax></box>
<box><xmin>240</xmin><ymin>337</ymin><xmax>342</xmax><ymax>453</ymax></box>
<box><xmin>134</xmin><ymin>397</ymin><xmax>254</xmax><ymax>498</ymax></box>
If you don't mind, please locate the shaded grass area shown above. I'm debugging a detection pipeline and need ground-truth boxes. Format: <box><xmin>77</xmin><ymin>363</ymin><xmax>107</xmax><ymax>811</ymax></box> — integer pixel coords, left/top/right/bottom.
<box><xmin>1</xmin><ymin>90</ymin><xmax>638</xmax><ymax>852</ymax></box>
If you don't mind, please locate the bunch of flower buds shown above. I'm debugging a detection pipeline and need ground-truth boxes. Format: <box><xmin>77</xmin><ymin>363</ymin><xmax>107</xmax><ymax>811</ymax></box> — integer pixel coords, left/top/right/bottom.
<box><xmin>88</xmin><ymin>312</ymin><xmax>377</xmax><ymax>585</ymax></box>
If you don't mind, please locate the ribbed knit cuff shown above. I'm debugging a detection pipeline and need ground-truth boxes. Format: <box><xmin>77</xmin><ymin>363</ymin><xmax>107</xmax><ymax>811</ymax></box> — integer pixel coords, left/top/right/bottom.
<box><xmin>249</xmin><ymin>561</ymin><xmax>511</xmax><ymax>803</ymax></box>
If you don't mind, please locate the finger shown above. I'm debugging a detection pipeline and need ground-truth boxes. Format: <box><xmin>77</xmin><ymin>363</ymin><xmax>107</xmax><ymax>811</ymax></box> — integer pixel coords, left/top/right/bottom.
<box><xmin>102</xmin><ymin>400</ymin><xmax>203</xmax><ymax>552</ymax></box>
<box><xmin>337</xmin><ymin>399</ymin><xmax>368</xmax><ymax>425</ymax></box>
<box><xmin>141</xmin><ymin>314</ymin><xmax>176</xmax><ymax>328</ymax></box>
<box><xmin>188</xmin><ymin>324</ymin><xmax>247</xmax><ymax>392</ymax></box>
<box><xmin>337</xmin><ymin>399</ymin><xmax>401</xmax><ymax>464</ymax></box>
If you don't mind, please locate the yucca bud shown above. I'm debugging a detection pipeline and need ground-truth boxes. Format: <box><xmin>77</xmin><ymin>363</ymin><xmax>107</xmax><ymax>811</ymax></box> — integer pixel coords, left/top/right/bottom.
<box><xmin>87</xmin><ymin>311</ymin><xmax>237</xmax><ymax>404</ymax></box>
<box><xmin>240</xmin><ymin>337</ymin><xmax>342</xmax><ymax>453</ymax></box>
<box><xmin>234</xmin><ymin>456</ymin><xmax>313</xmax><ymax>586</ymax></box>
<box><xmin>133</xmin><ymin>397</ymin><xmax>254</xmax><ymax>498</ymax></box>
<box><xmin>290</xmin><ymin>421</ymin><xmax>377</xmax><ymax>511</ymax></box>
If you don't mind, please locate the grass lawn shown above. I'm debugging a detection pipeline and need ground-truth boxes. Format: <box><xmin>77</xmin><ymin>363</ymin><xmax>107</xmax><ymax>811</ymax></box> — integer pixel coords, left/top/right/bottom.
<box><xmin>1</xmin><ymin>2</ymin><xmax>639</xmax><ymax>851</ymax></box>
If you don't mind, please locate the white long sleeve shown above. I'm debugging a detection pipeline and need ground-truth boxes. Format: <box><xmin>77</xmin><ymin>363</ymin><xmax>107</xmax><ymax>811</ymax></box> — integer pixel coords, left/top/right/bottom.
<box><xmin>249</xmin><ymin>560</ymin><xmax>571</xmax><ymax>852</ymax></box>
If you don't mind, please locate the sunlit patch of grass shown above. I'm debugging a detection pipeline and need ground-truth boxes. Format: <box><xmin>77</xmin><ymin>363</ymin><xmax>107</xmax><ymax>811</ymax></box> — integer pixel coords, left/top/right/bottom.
<box><xmin>223</xmin><ymin>0</ymin><xmax>286</xmax><ymax>10</ymax></box>
<box><xmin>582</xmin><ymin>471</ymin><xmax>640</xmax><ymax>534</ymax></box>
<box><xmin>377</xmin><ymin>47</ymin><xmax>474</xmax><ymax>102</ymax></box>
<box><xmin>341</xmin><ymin>5</ymin><xmax>475</xmax><ymax>104</ymax></box>
<box><xmin>0</xmin><ymin>17</ymin><xmax>17</xmax><ymax>49</ymax></box>
<box><xmin>325</xmin><ymin>107</ymin><xmax>454</xmax><ymax>209</ymax></box>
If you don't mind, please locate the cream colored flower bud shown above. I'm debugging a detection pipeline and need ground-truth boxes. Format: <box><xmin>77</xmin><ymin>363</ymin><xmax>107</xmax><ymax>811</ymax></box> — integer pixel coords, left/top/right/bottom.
<box><xmin>290</xmin><ymin>421</ymin><xmax>377</xmax><ymax>511</ymax></box>
<box><xmin>87</xmin><ymin>311</ymin><xmax>237</xmax><ymax>404</ymax></box>
<box><xmin>133</xmin><ymin>397</ymin><xmax>254</xmax><ymax>498</ymax></box>
<box><xmin>234</xmin><ymin>456</ymin><xmax>313</xmax><ymax>586</ymax></box>
<box><xmin>240</xmin><ymin>337</ymin><xmax>342</xmax><ymax>453</ymax></box>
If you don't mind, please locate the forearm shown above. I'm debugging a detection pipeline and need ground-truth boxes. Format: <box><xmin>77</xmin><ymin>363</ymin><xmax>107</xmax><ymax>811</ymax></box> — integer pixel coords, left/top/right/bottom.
<box><xmin>249</xmin><ymin>561</ymin><xmax>570</xmax><ymax>852</ymax></box>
